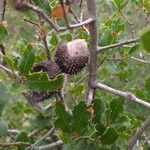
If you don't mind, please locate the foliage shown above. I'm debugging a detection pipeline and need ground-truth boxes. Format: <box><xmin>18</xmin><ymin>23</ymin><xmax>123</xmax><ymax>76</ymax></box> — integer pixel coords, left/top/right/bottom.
<box><xmin>0</xmin><ymin>0</ymin><xmax>150</xmax><ymax>150</ymax></box>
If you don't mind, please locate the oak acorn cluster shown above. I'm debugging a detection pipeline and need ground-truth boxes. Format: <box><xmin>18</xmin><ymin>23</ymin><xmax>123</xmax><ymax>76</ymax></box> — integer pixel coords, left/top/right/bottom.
<box><xmin>55</xmin><ymin>39</ymin><xmax>89</xmax><ymax>75</ymax></box>
<box><xmin>24</xmin><ymin>39</ymin><xmax>89</xmax><ymax>103</ymax></box>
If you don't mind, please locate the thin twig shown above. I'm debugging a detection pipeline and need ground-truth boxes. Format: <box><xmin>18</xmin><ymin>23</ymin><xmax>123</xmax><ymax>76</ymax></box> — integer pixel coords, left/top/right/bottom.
<box><xmin>0</xmin><ymin>64</ymin><xmax>19</xmax><ymax>79</ymax></box>
<box><xmin>42</xmin><ymin>37</ymin><xmax>51</xmax><ymax>61</ymax></box>
<box><xmin>25</xmin><ymin>96</ymin><xmax>45</xmax><ymax>113</ymax></box>
<box><xmin>38</xmin><ymin>140</ymin><xmax>63</xmax><ymax>150</ymax></box>
<box><xmin>26</xmin><ymin>127</ymin><xmax>55</xmax><ymax>150</ymax></box>
<box><xmin>95</xmin><ymin>82</ymin><xmax>150</xmax><ymax>109</ymax></box>
<box><xmin>86</xmin><ymin>0</ymin><xmax>98</xmax><ymax>105</ymax></box>
<box><xmin>69</xmin><ymin>8</ymin><xmax>90</xmax><ymax>34</ymax></box>
<box><xmin>119</xmin><ymin>10</ymin><xmax>135</xmax><ymax>38</ymax></box>
<box><xmin>59</xmin><ymin>0</ymin><xmax>70</xmax><ymax>28</ymax></box>
<box><xmin>79</xmin><ymin>0</ymin><xmax>83</xmax><ymax>8</ymax></box>
<box><xmin>0</xmin><ymin>142</ymin><xmax>31</xmax><ymax>148</ymax></box>
<box><xmin>16</xmin><ymin>1</ymin><xmax>94</xmax><ymax>32</ymax></box>
<box><xmin>24</xmin><ymin>18</ymin><xmax>40</xmax><ymax>27</ymax></box>
<box><xmin>0</xmin><ymin>0</ymin><xmax>6</xmax><ymax>21</ymax></box>
<box><xmin>61</xmin><ymin>74</ymin><xmax>68</xmax><ymax>98</ymax></box>
<box><xmin>128</xmin><ymin>117</ymin><xmax>150</xmax><ymax>150</ymax></box>
<box><xmin>7</xmin><ymin>129</ymin><xmax>21</xmax><ymax>136</ymax></box>
<box><xmin>131</xmin><ymin>57</ymin><xmax>150</xmax><ymax>64</ymax></box>
<box><xmin>98</xmin><ymin>37</ymin><xmax>139</xmax><ymax>52</ymax></box>
<box><xmin>28</xmin><ymin>129</ymin><xmax>40</xmax><ymax>138</ymax></box>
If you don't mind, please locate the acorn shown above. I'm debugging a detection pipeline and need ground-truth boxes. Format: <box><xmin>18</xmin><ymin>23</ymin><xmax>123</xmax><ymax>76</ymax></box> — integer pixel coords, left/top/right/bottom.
<box><xmin>55</xmin><ymin>39</ymin><xmax>89</xmax><ymax>75</ymax></box>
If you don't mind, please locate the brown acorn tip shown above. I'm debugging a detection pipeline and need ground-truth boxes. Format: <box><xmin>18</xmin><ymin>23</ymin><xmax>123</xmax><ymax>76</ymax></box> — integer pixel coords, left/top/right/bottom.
<box><xmin>55</xmin><ymin>39</ymin><xmax>89</xmax><ymax>75</ymax></box>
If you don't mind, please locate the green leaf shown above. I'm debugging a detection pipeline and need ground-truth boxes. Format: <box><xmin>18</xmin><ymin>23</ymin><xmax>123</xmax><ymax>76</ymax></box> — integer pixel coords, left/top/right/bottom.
<box><xmin>93</xmin><ymin>99</ymin><xmax>106</xmax><ymax>121</ymax></box>
<box><xmin>129</xmin><ymin>44</ymin><xmax>139</xmax><ymax>54</ymax></box>
<box><xmin>111</xmin><ymin>18</ymin><xmax>125</xmax><ymax>33</ymax></box>
<box><xmin>79</xmin><ymin>124</ymin><xmax>97</xmax><ymax>138</ymax></box>
<box><xmin>99</xmin><ymin>30</ymin><xmax>113</xmax><ymax>46</ymax></box>
<box><xmin>18</xmin><ymin>44</ymin><xmax>36</xmax><ymax>76</ymax></box>
<box><xmin>70</xmin><ymin>84</ymin><xmax>85</xmax><ymax>96</ymax></box>
<box><xmin>92</xmin><ymin>99</ymin><xmax>106</xmax><ymax>136</ymax></box>
<box><xmin>16</xmin><ymin>131</ymin><xmax>29</xmax><ymax>150</ymax></box>
<box><xmin>72</xmin><ymin>101</ymin><xmax>89</xmax><ymax>134</ymax></box>
<box><xmin>110</xmin><ymin>98</ymin><xmax>125</xmax><ymax>122</ymax></box>
<box><xmin>17</xmin><ymin>38</ymin><xmax>29</xmax><ymax>52</ymax></box>
<box><xmin>50</xmin><ymin>32</ymin><xmax>58</xmax><ymax>46</ymax></box>
<box><xmin>133</xmin><ymin>87</ymin><xmax>146</xmax><ymax>99</ymax></box>
<box><xmin>31</xmin><ymin>0</ymin><xmax>51</xmax><ymax>15</ymax></box>
<box><xmin>0</xmin><ymin>23</ymin><xmax>8</xmax><ymax>43</ymax></box>
<box><xmin>143</xmin><ymin>0</ymin><xmax>150</xmax><ymax>11</ymax></box>
<box><xmin>74</xmin><ymin>140</ymin><xmax>98</xmax><ymax>150</ymax></box>
<box><xmin>61</xmin><ymin>32</ymin><xmax>73</xmax><ymax>42</ymax></box>
<box><xmin>112</xmin><ymin>0</ymin><xmax>129</xmax><ymax>10</ymax></box>
<box><xmin>55</xmin><ymin>102</ymin><xmax>72</xmax><ymax>133</ymax></box>
<box><xmin>0</xmin><ymin>82</ymin><xmax>11</xmax><ymax>115</ymax></box>
<box><xmin>26</xmin><ymin>73</ymin><xmax>64</xmax><ymax>91</ymax></box>
<box><xmin>100</xmin><ymin>127</ymin><xmax>118</xmax><ymax>145</ymax></box>
<box><xmin>3</xmin><ymin>56</ymin><xmax>16</xmax><ymax>77</ymax></box>
<box><xmin>140</xmin><ymin>26</ymin><xmax>150</xmax><ymax>53</ymax></box>
<box><xmin>32</xmin><ymin>114</ymin><xmax>52</xmax><ymax>129</ymax></box>
<box><xmin>0</xmin><ymin>121</ymin><xmax>8</xmax><ymax>137</ymax></box>
<box><xmin>113</xmin><ymin>115</ymin><xmax>130</xmax><ymax>132</ymax></box>
<box><xmin>16</xmin><ymin>131</ymin><xmax>29</xmax><ymax>142</ymax></box>
<box><xmin>145</xmin><ymin>76</ymin><xmax>150</xmax><ymax>97</ymax></box>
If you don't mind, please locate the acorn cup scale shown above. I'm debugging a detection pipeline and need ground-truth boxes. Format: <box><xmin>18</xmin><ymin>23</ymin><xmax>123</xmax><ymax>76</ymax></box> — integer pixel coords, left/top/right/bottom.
<box><xmin>55</xmin><ymin>39</ymin><xmax>89</xmax><ymax>75</ymax></box>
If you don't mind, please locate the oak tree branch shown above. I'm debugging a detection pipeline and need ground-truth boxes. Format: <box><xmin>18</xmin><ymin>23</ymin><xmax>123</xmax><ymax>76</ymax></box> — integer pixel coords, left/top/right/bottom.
<box><xmin>128</xmin><ymin>117</ymin><xmax>150</xmax><ymax>150</ymax></box>
<box><xmin>86</xmin><ymin>0</ymin><xmax>98</xmax><ymax>105</ymax></box>
<box><xmin>95</xmin><ymin>82</ymin><xmax>150</xmax><ymax>109</ymax></box>
<box><xmin>16</xmin><ymin>1</ymin><xmax>94</xmax><ymax>32</ymax></box>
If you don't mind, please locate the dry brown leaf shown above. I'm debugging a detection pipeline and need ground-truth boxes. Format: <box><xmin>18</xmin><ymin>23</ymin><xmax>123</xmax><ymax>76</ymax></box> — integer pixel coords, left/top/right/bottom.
<box><xmin>86</xmin><ymin>105</ymin><xmax>94</xmax><ymax>117</ymax></box>
<box><xmin>50</xmin><ymin>99</ymin><xmax>57</xmax><ymax>107</ymax></box>
<box><xmin>51</xmin><ymin>4</ymin><xmax>70</xmax><ymax>19</ymax></box>
<box><xmin>37</xmin><ymin>26</ymin><xmax>47</xmax><ymax>39</ymax></box>
<box><xmin>2</xmin><ymin>21</ymin><xmax>8</xmax><ymax>28</ymax></box>
<box><xmin>84</xmin><ymin>22</ymin><xmax>91</xmax><ymax>30</ymax></box>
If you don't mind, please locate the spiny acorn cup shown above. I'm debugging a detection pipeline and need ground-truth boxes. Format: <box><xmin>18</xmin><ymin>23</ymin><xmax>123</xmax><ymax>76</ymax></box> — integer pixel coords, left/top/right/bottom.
<box><xmin>55</xmin><ymin>39</ymin><xmax>89</xmax><ymax>75</ymax></box>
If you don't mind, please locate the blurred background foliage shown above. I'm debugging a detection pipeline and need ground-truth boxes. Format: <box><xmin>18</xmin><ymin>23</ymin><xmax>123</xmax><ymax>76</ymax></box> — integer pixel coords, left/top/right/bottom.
<box><xmin>0</xmin><ymin>0</ymin><xmax>150</xmax><ymax>150</ymax></box>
